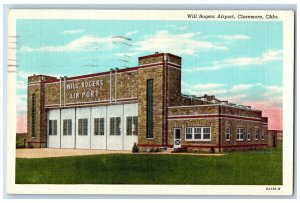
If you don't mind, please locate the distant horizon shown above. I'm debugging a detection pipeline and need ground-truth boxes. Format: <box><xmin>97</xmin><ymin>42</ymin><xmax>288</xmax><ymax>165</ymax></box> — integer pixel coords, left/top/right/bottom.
<box><xmin>16</xmin><ymin>19</ymin><xmax>283</xmax><ymax>132</ymax></box>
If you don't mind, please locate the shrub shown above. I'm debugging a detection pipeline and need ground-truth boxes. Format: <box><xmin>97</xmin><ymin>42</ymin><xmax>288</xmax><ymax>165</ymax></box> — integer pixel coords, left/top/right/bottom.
<box><xmin>150</xmin><ymin>147</ymin><xmax>160</xmax><ymax>152</ymax></box>
<box><xmin>132</xmin><ymin>142</ymin><xmax>139</xmax><ymax>153</ymax></box>
<box><xmin>27</xmin><ymin>141</ymin><xmax>33</xmax><ymax>148</ymax></box>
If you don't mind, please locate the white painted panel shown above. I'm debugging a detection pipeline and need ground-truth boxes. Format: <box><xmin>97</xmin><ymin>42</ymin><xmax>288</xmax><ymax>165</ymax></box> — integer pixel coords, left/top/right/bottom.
<box><xmin>60</xmin><ymin>108</ymin><xmax>75</xmax><ymax>148</ymax></box>
<box><xmin>123</xmin><ymin>103</ymin><xmax>138</xmax><ymax>150</ymax></box>
<box><xmin>76</xmin><ymin>107</ymin><xmax>91</xmax><ymax>149</ymax></box>
<box><xmin>47</xmin><ymin>109</ymin><xmax>61</xmax><ymax>148</ymax></box>
<box><xmin>91</xmin><ymin>106</ymin><xmax>107</xmax><ymax>149</ymax></box>
<box><xmin>107</xmin><ymin>104</ymin><xmax>123</xmax><ymax>150</ymax></box>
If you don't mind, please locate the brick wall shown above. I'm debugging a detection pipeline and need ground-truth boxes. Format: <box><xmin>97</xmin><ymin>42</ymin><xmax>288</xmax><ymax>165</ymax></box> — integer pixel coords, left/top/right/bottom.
<box><xmin>137</xmin><ymin>64</ymin><xmax>165</xmax><ymax>148</ymax></box>
<box><xmin>27</xmin><ymin>75</ymin><xmax>57</xmax><ymax>148</ymax></box>
<box><xmin>167</xmin><ymin>105</ymin><xmax>268</xmax><ymax>152</ymax></box>
<box><xmin>168</xmin><ymin>119</ymin><xmax>220</xmax><ymax>152</ymax></box>
<box><xmin>26</xmin><ymin>53</ymin><xmax>269</xmax><ymax>152</ymax></box>
<box><xmin>44</xmin><ymin>69</ymin><xmax>138</xmax><ymax>107</ymax></box>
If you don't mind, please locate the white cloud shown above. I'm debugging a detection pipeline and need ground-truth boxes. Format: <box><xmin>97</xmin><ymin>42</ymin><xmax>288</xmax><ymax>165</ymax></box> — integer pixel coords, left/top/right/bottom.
<box><xmin>219</xmin><ymin>94</ymin><xmax>249</xmax><ymax>103</ymax></box>
<box><xmin>184</xmin><ymin>49</ymin><xmax>283</xmax><ymax>72</ymax></box>
<box><xmin>16</xmin><ymin>80</ymin><xmax>26</xmax><ymax>90</ymax></box>
<box><xmin>168</xmin><ymin>25</ymin><xmax>188</xmax><ymax>30</ymax></box>
<box><xmin>217</xmin><ymin>34</ymin><xmax>250</xmax><ymax>41</ymax></box>
<box><xmin>115</xmin><ymin>52</ymin><xmax>135</xmax><ymax>57</ymax></box>
<box><xmin>231</xmin><ymin>83</ymin><xmax>261</xmax><ymax>92</ymax></box>
<box><xmin>125</xmin><ymin>31</ymin><xmax>138</xmax><ymax>36</ymax></box>
<box><xmin>135</xmin><ymin>30</ymin><xmax>227</xmax><ymax>55</ymax></box>
<box><xmin>19</xmin><ymin>35</ymin><xmax>116</xmax><ymax>52</ymax></box>
<box><xmin>17</xmin><ymin>70</ymin><xmax>34</xmax><ymax>79</ymax></box>
<box><xmin>192</xmin><ymin>83</ymin><xmax>225</xmax><ymax>90</ymax></box>
<box><xmin>262</xmin><ymin>85</ymin><xmax>283</xmax><ymax>98</ymax></box>
<box><xmin>182</xmin><ymin>82</ymin><xmax>227</xmax><ymax>96</ymax></box>
<box><xmin>62</xmin><ymin>29</ymin><xmax>84</xmax><ymax>35</ymax></box>
<box><xmin>265</xmin><ymin>85</ymin><xmax>282</xmax><ymax>94</ymax></box>
<box><xmin>217</xmin><ymin>50</ymin><xmax>282</xmax><ymax>66</ymax></box>
<box><xmin>17</xmin><ymin>70</ymin><xmax>60</xmax><ymax>80</ymax></box>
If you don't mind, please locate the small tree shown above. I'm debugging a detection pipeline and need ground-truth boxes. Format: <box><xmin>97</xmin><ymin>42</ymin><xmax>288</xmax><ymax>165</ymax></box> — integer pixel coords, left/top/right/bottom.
<box><xmin>132</xmin><ymin>142</ymin><xmax>139</xmax><ymax>153</ymax></box>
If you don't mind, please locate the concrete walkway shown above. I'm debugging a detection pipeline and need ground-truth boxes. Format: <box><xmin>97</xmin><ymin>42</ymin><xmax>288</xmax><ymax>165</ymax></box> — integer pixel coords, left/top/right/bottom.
<box><xmin>16</xmin><ymin>148</ymin><xmax>225</xmax><ymax>158</ymax></box>
<box><xmin>16</xmin><ymin>148</ymin><xmax>131</xmax><ymax>158</ymax></box>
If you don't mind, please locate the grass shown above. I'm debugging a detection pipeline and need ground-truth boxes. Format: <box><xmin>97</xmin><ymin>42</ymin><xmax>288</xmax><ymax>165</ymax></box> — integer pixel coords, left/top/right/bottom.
<box><xmin>16</xmin><ymin>144</ymin><xmax>282</xmax><ymax>185</ymax></box>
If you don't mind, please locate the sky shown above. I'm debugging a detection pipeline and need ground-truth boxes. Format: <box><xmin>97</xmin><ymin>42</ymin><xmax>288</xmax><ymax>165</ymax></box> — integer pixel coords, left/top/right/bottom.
<box><xmin>15</xmin><ymin>19</ymin><xmax>283</xmax><ymax>132</ymax></box>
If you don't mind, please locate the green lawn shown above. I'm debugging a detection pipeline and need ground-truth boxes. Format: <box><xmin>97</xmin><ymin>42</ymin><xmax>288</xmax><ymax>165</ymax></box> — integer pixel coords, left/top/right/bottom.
<box><xmin>16</xmin><ymin>145</ymin><xmax>282</xmax><ymax>185</ymax></box>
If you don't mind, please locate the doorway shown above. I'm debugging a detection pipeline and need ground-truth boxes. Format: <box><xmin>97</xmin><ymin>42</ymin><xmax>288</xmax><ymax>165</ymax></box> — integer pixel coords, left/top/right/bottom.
<box><xmin>173</xmin><ymin>128</ymin><xmax>181</xmax><ymax>148</ymax></box>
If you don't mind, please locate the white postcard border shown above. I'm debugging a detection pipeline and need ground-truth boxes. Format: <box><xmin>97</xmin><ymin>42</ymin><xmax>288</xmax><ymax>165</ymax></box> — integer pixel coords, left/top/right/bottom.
<box><xmin>6</xmin><ymin>9</ymin><xmax>295</xmax><ymax>195</ymax></box>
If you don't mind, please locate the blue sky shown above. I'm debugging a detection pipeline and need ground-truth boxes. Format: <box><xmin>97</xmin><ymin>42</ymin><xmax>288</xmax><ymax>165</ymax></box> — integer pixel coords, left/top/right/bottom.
<box><xmin>16</xmin><ymin>19</ymin><xmax>283</xmax><ymax>131</ymax></box>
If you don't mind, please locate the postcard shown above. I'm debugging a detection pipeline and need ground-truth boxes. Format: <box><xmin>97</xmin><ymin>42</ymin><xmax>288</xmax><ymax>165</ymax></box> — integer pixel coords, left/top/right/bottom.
<box><xmin>6</xmin><ymin>9</ymin><xmax>294</xmax><ymax>195</ymax></box>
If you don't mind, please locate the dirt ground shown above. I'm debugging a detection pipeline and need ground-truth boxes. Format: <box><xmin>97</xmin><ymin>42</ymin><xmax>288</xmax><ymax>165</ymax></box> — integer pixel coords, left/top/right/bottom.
<box><xmin>16</xmin><ymin>148</ymin><xmax>225</xmax><ymax>158</ymax></box>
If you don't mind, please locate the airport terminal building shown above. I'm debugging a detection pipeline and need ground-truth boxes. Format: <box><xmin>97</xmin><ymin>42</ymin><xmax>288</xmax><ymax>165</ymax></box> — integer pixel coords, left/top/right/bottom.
<box><xmin>27</xmin><ymin>53</ymin><xmax>268</xmax><ymax>152</ymax></box>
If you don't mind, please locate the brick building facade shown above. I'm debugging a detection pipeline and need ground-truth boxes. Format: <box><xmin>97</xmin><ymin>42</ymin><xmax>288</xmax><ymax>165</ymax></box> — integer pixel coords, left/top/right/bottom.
<box><xmin>27</xmin><ymin>52</ymin><xmax>268</xmax><ymax>152</ymax></box>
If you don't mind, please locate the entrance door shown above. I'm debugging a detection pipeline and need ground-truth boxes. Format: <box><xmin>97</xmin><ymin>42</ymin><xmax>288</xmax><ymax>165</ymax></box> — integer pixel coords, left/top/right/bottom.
<box><xmin>173</xmin><ymin>128</ymin><xmax>181</xmax><ymax>148</ymax></box>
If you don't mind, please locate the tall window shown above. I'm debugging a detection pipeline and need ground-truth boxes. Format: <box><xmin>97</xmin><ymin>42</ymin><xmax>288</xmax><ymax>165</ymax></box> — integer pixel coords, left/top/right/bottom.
<box><xmin>247</xmin><ymin>129</ymin><xmax>251</xmax><ymax>141</ymax></box>
<box><xmin>31</xmin><ymin>93</ymin><xmax>36</xmax><ymax>137</ymax></box>
<box><xmin>146</xmin><ymin>79</ymin><xmax>153</xmax><ymax>138</ymax></box>
<box><xmin>225</xmin><ymin>127</ymin><xmax>230</xmax><ymax>141</ymax></box>
<box><xmin>194</xmin><ymin>127</ymin><xmax>201</xmax><ymax>139</ymax></box>
<box><xmin>110</xmin><ymin>117</ymin><xmax>121</xmax><ymax>136</ymax></box>
<box><xmin>63</xmin><ymin>119</ymin><xmax>72</xmax><ymax>136</ymax></box>
<box><xmin>236</xmin><ymin>128</ymin><xmax>244</xmax><ymax>141</ymax></box>
<box><xmin>262</xmin><ymin>130</ymin><xmax>265</xmax><ymax>140</ymax></box>
<box><xmin>255</xmin><ymin>129</ymin><xmax>259</xmax><ymax>140</ymax></box>
<box><xmin>78</xmin><ymin>118</ymin><xmax>88</xmax><ymax>136</ymax></box>
<box><xmin>203</xmin><ymin>128</ymin><xmax>211</xmax><ymax>139</ymax></box>
<box><xmin>186</xmin><ymin>128</ymin><xmax>193</xmax><ymax>139</ymax></box>
<box><xmin>127</xmin><ymin>116</ymin><xmax>138</xmax><ymax>136</ymax></box>
<box><xmin>185</xmin><ymin>127</ymin><xmax>211</xmax><ymax>141</ymax></box>
<box><xmin>94</xmin><ymin>118</ymin><xmax>104</xmax><ymax>136</ymax></box>
<box><xmin>49</xmin><ymin>120</ymin><xmax>57</xmax><ymax>136</ymax></box>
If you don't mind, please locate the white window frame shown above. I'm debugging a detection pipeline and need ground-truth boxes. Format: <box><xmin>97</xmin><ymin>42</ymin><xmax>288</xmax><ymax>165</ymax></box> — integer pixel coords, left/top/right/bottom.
<box><xmin>236</xmin><ymin>128</ymin><xmax>244</xmax><ymax>141</ymax></box>
<box><xmin>185</xmin><ymin>127</ymin><xmax>211</xmax><ymax>141</ymax></box>
<box><xmin>110</xmin><ymin>117</ymin><xmax>121</xmax><ymax>136</ymax></box>
<box><xmin>94</xmin><ymin>118</ymin><xmax>105</xmax><ymax>136</ymax></box>
<box><xmin>49</xmin><ymin>120</ymin><xmax>57</xmax><ymax>136</ymax></box>
<box><xmin>126</xmin><ymin>116</ymin><xmax>138</xmax><ymax>136</ymax></box>
<box><xmin>185</xmin><ymin>127</ymin><xmax>193</xmax><ymax>140</ymax></box>
<box><xmin>78</xmin><ymin>118</ymin><xmax>88</xmax><ymax>136</ymax></box>
<box><xmin>247</xmin><ymin>129</ymin><xmax>251</xmax><ymax>141</ymax></box>
<box><xmin>194</xmin><ymin>127</ymin><xmax>202</xmax><ymax>140</ymax></box>
<box><xmin>255</xmin><ymin>129</ymin><xmax>259</xmax><ymax>141</ymax></box>
<box><xmin>63</xmin><ymin>119</ymin><xmax>72</xmax><ymax>136</ymax></box>
<box><xmin>225</xmin><ymin>127</ymin><xmax>230</xmax><ymax>141</ymax></box>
